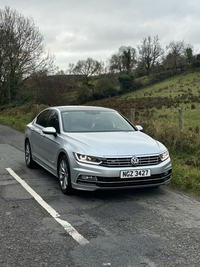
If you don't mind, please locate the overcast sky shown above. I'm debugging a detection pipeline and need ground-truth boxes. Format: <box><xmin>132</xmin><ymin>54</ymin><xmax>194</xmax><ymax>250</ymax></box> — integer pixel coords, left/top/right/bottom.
<box><xmin>1</xmin><ymin>0</ymin><xmax>200</xmax><ymax>70</ymax></box>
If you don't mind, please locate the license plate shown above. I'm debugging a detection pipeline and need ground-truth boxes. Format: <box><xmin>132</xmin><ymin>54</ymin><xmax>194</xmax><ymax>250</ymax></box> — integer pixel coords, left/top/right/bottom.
<box><xmin>120</xmin><ymin>169</ymin><xmax>151</xmax><ymax>178</ymax></box>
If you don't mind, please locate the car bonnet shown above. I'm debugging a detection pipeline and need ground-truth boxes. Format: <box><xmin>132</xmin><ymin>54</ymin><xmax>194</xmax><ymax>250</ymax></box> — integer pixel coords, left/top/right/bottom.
<box><xmin>63</xmin><ymin>131</ymin><xmax>164</xmax><ymax>156</ymax></box>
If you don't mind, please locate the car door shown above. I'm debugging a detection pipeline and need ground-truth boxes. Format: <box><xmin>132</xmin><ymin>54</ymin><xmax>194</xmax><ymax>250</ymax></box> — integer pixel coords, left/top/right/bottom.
<box><xmin>39</xmin><ymin>110</ymin><xmax>61</xmax><ymax>172</ymax></box>
<box><xmin>31</xmin><ymin>109</ymin><xmax>50</xmax><ymax>162</ymax></box>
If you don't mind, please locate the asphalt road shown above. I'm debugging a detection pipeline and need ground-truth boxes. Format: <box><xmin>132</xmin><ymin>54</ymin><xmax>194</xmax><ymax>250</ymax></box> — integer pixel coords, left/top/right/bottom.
<box><xmin>0</xmin><ymin>124</ymin><xmax>200</xmax><ymax>267</ymax></box>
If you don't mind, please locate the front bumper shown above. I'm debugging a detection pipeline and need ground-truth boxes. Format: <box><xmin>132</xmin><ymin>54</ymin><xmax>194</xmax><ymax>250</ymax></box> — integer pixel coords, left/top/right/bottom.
<box><xmin>70</xmin><ymin>158</ymin><xmax>172</xmax><ymax>191</ymax></box>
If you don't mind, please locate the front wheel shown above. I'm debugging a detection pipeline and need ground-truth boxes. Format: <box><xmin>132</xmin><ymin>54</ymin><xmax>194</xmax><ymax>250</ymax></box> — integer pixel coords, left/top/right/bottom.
<box><xmin>58</xmin><ymin>155</ymin><xmax>73</xmax><ymax>195</ymax></box>
<box><xmin>25</xmin><ymin>140</ymin><xmax>36</xmax><ymax>168</ymax></box>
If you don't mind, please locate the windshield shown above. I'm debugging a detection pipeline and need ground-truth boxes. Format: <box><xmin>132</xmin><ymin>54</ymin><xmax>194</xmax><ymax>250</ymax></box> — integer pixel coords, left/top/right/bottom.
<box><xmin>61</xmin><ymin>110</ymin><xmax>135</xmax><ymax>132</ymax></box>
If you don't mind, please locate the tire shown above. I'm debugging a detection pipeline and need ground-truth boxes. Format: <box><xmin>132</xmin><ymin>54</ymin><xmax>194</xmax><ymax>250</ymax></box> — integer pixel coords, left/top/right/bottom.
<box><xmin>58</xmin><ymin>155</ymin><xmax>73</xmax><ymax>195</ymax></box>
<box><xmin>25</xmin><ymin>140</ymin><xmax>36</xmax><ymax>168</ymax></box>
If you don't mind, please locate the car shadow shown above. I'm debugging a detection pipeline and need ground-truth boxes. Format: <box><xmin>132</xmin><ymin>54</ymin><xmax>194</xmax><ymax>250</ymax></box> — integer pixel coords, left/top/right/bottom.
<box><xmin>74</xmin><ymin>186</ymin><xmax>167</xmax><ymax>201</ymax></box>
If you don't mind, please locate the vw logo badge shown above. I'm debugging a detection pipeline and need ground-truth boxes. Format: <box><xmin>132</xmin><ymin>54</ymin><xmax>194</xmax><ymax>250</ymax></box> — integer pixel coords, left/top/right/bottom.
<box><xmin>131</xmin><ymin>156</ymin><xmax>139</xmax><ymax>166</ymax></box>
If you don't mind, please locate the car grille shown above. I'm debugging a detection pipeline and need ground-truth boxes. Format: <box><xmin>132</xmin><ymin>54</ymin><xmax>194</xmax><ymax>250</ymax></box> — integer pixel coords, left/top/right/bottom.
<box><xmin>100</xmin><ymin>155</ymin><xmax>161</xmax><ymax>167</ymax></box>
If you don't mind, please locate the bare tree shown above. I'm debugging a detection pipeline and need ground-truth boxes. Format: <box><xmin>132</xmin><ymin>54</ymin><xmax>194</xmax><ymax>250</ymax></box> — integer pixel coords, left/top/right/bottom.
<box><xmin>165</xmin><ymin>40</ymin><xmax>186</xmax><ymax>70</ymax></box>
<box><xmin>137</xmin><ymin>35</ymin><xmax>164</xmax><ymax>75</ymax></box>
<box><xmin>109</xmin><ymin>46</ymin><xmax>137</xmax><ymax>74</ymax></box>
<box><xmin>30</xmin><ymin>72</ymin><xmax>78</xmax><ymax>106</ymax></box>
<box><xmin>67</xmin><ymin>63</ymin><xmax>75</xmax><ymax>75</ymax></box>
<box><xmin>0</xmin><ymin>6</ymin><xmax>55</xmax><ymax>105</ymax></box>
<box><xmin>72</xmin><ymin>57</ymin><xmax>103</xmax><ymax>85</ymax></box>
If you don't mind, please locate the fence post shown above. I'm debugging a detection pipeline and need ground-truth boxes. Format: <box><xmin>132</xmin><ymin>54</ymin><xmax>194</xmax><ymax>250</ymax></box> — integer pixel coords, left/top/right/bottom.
<box><xmin>130</xmin><ymin>108</ymin><xmax>135</xmax><ymax>124</ymax></box>
<box><xmin>178</xmin><ymin>108</ymin><xmax>184</xmax><ymax>130</ymax></box>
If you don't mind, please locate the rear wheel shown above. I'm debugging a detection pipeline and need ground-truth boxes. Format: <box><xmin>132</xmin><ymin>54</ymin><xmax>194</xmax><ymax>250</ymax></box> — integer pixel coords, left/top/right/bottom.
<box><xmin>25</xmin><ymin>140</ymin><xmax>35</xmax><ymax>168</ymax></box>
<box><xmin>58</xmin><ymin>155</ymin><xmax>73</xmax><ymax>195</ymax></box>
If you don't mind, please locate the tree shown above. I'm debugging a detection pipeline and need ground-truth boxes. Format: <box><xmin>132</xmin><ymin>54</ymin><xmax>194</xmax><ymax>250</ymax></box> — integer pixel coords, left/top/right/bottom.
<box><xmin>93</xmin><ymin>76</ymin><xmax>118</xmax><ymax>99</ymax></box>
<box><xmin>77</xmin><ymin>84</ymin><xmax>93</xmax><ymax>104</ymax></box>
<box><xmin>165</xmin><ymin>40</ymin><xmax>186</xmax><ymax>70</ymax></box>
<box><xmin>193</xmin><ymin>54</ymin><xmax>200</xmax><ymax>68</ymax></box>
<box><xmin>185</xmin><ymin>46</ymin><xmax>195</xmax><ymax>67</ymax></box>
<box><xmin>67</xmin><ymin>63</ymin><xmax>75</xmax><ymax>75</ymax></box>
<box><xmin>118</xmin><ymin>74</ymin><xmax>134</xmax><ymax>92</ymax></box>
<box><xmin>0</xmin><ymin>6</ymin><xmax>54</xmax><ymax>105</ymax></box>
<box><xmin>30</xmin><ymin>73</ymin><xmax>77</xmax><ymax>106</ymax></box>
<box><xmin>109</xmin><ymin>46</ymin><xmax>137</xmax><ymax>74</ymax></box>
<box><xmin>109</xmin><ymin>46</ymin><xmax>137</xmax><ymax>92</ymax></box>
<box><xmin>137</xmin><ymin>35</ymin><xmax>164</xmax><ymax>75</ymax></box>
<box><xmin>71</xmin><ymin>58</ymin><xmax>103</xmax><ymax>86</ymax></box>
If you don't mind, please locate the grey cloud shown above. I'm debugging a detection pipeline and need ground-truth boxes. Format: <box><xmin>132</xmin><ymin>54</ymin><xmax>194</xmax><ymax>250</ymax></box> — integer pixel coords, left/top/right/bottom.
<box><xmin>1</xmin><ymin>0</ymin><xmax>200</xmax><ymax>69</ymax></box>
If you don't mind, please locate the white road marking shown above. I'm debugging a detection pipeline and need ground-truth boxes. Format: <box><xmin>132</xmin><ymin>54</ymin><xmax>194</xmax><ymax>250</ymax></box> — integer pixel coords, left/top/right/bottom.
<box><xmin>6</xmin><ymin>167</ymin><xmax>89</xmax><ymax>245</ymax></box>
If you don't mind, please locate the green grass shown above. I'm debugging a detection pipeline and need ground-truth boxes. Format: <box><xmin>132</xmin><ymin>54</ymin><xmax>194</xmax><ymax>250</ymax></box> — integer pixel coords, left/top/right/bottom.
<box><xmin>0</xmin><ymin>114</ymin><xmax>31</xmax><ymax>132</ymax></box>
<box><xmin>126</xmin><ymin>71</ymin><xmax>200</xmax><ymax>98</ymax></box>
<box><xmin>171</xmin><ymin>157</ymin><xmax>200</xmax><ymax>197</ymax></box>
<box><xmin>0</xmin><ymin>103</ymin><xmax>46</xmax><ymax>132</ymax></box>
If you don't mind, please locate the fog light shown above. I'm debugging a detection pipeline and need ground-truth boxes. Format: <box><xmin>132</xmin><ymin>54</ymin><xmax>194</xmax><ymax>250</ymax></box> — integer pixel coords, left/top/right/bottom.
<box><xmin>79</xmin><ymin>175</ymin><xmax>98</xmax><ymax>181</ymax></box>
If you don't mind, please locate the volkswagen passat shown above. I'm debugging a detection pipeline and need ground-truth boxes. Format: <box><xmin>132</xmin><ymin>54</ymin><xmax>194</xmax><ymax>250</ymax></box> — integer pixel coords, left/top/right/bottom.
<box><xmin>24</xmin><ymin>106</ymin><xmax>172</xmax><ymax>195</ymax></box>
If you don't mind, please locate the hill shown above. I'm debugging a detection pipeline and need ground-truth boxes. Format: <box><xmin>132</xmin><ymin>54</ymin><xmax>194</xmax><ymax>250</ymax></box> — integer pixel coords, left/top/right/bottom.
<box><xmin>87</xmin><ymin>69</ymin><xmax>200</xmax><ymax>130</ymax></box>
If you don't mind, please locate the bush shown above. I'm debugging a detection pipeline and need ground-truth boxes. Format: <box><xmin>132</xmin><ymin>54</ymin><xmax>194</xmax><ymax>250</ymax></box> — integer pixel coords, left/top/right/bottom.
<box><xmin>118</xmin><ymin>74</ymin><xmax>134</xmax><ymax>92</ymax></box>
<box><xmin>20</xmin><ymin>91</ymin><xmax>36</xmax><ymax>104</ymax></box>
<box><xmin>77</xmin><ymin>85</ymin><xmax>93</xmax><ymax>104</ymax></box>
<box><xmin>144</xmin><ymin>120</ymin><xmax>200</xmax><ymax>156</ymax></box>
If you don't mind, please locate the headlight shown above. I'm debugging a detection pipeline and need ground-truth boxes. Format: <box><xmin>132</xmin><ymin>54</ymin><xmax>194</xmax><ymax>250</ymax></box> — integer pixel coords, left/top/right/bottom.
<box><xmin>160</xmin><ymin>150</ymin><xmax>169</xmax><ymax>161</ymax></box>
<box><xmin>74</xmin><ymin>153</ymin><xmax>103</xmax><ymax>165</ymax></box>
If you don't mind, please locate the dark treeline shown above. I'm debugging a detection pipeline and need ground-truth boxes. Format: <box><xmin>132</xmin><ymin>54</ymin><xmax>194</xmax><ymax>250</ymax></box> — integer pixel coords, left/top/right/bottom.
<box><xmin>1</xmin><ymin>6</ymin><xmax>200</xmax><ymax>108</ymax></box>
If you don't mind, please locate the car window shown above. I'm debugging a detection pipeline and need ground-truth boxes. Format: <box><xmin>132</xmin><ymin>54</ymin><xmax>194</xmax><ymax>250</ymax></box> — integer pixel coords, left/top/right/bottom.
<box><xmin>47</xmin><ymin>110</ymin><xmax>60</xmax><ymax>134</ymax></box>
<box><xmin>35</xmin><ymin>110</ymin><xmax>50</xmax><ymax>127</ymax></box>
<box><xmin>62</xmin><ymin>112</ymin><xmax>88</xmax><ymax>131</ymax></box>
<box><xmin>61</xmin><ymin>110</ymin><xmax>134</xmax><ymax>132</ymax></box>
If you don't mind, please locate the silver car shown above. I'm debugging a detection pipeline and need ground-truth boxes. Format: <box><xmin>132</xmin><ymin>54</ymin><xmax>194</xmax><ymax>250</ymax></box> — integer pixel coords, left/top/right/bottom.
<box><xmin>24</xmin><ymin>106</ymin><xmax>172</xmax><ymax>195</ymax></box>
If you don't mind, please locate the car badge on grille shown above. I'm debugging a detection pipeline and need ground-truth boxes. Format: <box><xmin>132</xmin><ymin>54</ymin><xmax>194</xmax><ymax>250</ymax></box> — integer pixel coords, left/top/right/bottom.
<box><xmin>131</xmin><ymin>156</ymin><xmax>139</xmax><ymax>166</ymax></box>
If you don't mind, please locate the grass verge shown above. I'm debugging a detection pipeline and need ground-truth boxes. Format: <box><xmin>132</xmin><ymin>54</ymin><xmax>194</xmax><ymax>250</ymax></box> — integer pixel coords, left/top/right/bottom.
<box><xmin>170</xmin><ymin>156</ymin><xmax>200</xmax><ymax>197</ymax></box>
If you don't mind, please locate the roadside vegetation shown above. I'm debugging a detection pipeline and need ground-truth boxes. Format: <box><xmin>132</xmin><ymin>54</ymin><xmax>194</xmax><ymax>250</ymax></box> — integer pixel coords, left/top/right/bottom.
<box><xmin>1</xmin><ymin>6</ymin><xmax>200</xmax><ymax>197</ymax></box>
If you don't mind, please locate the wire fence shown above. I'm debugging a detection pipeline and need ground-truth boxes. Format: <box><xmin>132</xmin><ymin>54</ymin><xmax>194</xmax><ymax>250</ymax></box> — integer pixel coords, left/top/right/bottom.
<box><xmin>128</xmin><ymin>108</ymin><xmax>200</xmax><ymax>134</ymax></box>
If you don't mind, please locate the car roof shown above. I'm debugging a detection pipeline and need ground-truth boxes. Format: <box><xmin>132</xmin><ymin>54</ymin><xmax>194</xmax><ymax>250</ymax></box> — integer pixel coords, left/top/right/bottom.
<box><xmin>49</xmin><ymin>106</ymin><xmax>116</xmax><ymax>112</ymax></box>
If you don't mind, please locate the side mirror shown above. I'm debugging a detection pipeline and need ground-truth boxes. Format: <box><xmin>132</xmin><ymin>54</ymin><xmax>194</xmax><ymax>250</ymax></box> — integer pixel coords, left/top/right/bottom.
<box><xmin>135</xmin><ymin>125</ymin><xmax>143</xmax><ymax>131</ymax></box>
<box><xmin>43</xmin><ymin>127</ymin><xmax>57</xmax><ymax>137</ymax></box>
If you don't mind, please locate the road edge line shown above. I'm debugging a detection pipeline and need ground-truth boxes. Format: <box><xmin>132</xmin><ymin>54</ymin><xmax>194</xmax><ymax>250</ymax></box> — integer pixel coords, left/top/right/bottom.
<box><xmin>6</xmin><ymin>167</ymin><xmax>89</xmax><ymax>245</ymax></box>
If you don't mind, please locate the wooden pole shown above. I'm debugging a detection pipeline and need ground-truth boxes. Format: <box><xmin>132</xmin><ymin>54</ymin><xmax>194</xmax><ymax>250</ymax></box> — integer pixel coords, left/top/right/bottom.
<box><xmin>130</xmin><ymin>108</ymin><xmax>135</xmax><ymax>124</ymax></box>
<box><xmin>178</xmin><ymin>108</ymin><xmax>184</xmax><ymax>130</ymax></box>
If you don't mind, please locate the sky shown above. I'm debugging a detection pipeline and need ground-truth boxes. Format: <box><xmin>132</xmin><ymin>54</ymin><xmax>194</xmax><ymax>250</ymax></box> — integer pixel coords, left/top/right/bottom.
<box><xmin>1</xmin><ymin>0</ymin><xmax>200</xmax><ymax>70</ymax></box>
